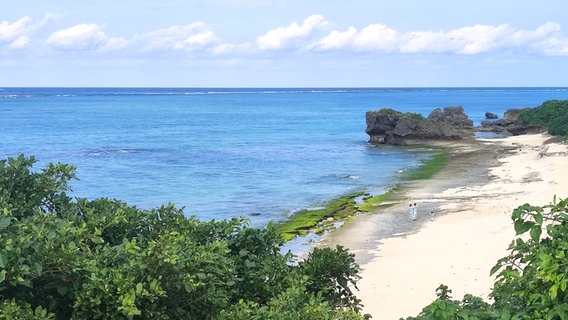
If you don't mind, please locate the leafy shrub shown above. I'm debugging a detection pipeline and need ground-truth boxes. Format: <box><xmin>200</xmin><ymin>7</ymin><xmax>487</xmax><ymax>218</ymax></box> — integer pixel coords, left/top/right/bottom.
<box><xmin>548</xmin><ymin>112</ymin><xmax>568</xmax><ymax>137</ymax></box>
<box><xmin>518</xmin><ymin>100</ymin><xmax>568</xmax><ymax>136</ymax></box>
<box><xmin>403</xmin><ymin>285</ymin><xmax>495</xmax><ymax>320</ymax></box>
<box><xmin>0</xmin><ymin>155</ymin><xmax>367</xmax><ymax>319</ymax></box>
<box><xmin>0</xmin><ymin>300</ymin><xmax>55</xmax><ymax>319</ymax></box>
<box><xmin>300</xmin><ymin>245</ymin><xmax>363</xmax><ymax>313</ymax></box>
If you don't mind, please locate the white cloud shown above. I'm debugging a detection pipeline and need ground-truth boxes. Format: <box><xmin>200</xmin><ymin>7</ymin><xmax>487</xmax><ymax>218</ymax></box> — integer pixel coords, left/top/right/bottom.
<box><xmin>445</xmin><ymin>24</ymin><xmax>511</xmax><ymax>54</ymax></box>
<box><xmin>0</xmin><ymin>13</ymin><xmax>61</xmax><ymax>50</ymax></box>
<box><xmin>45</xmin><ymin>23</ymin><xmax>128</xmax><ymax>52</ymax></box>
<box><xmin>99</xmin><ymin>36</ymin><xmax>129</xmax><ymax>52</ymax></box>
<box><xmin>0</xmin><ymin>17</ymin><xmax>35</xmax><ymax>49</ymax></box>
<box><xmin>510</xmin><ymin>21</ymin><xmax>560</xmax><ymax>45</ymax></box>
<box><xmin>315</xmin><ymin>27</ymin><xmax>357</xmax><ymax>50</ymax></box>
<box><xmin>256</xmin><ymin>14</ymin><xmax>329</xmax><ymax>50</ymax></box>
<box><xmin>352</xmin><ymin>24</ymin><xmax>398</xmax><ymax>52</ymax></box>
<box><xmin>534</xmin><ymin>35</ymin><xmax>568</xmax><ymax>56</ymax></box>
<box><xmin>0</xmin><ymin>16</ymin><xmax>32</xmax><ymax>41</ymax></box>
<box><xmin>400</xmin><ymin>24</ymin><xmax>511</xmax><ymax>54</ymax></box>
<box><xmin>312</xmin><ymin>24</ymin><xmax>399</xmax><ymax>52</ymax></box>
<box><xmin>211</xmin><ymin>43</ymin><xmax>255</xmax><ymax>55</ymax></box>
<box><xmin>401</xmin><ymin>31</ymin><xmax>446</xmax><ymax>53</ymax></box>
<box><xmin>509</xmin><ymin>21</ymin><xmax>568</xmax><ymax>55</ymax></box>
<box><xmin>212</xmin><ymin>43</ymin><xmax>236</xmax><ymax>55</ymax></box>
<box><xmin>46</xmin><ymin>23</ymin><xmax>108</xmax><ymax>50</ymax></box>
<box><xmin>137</xmin><ymin>22</ymin><xmax>218</xmax><ymax>52</ymax></box>
<box><xmin>310</xmin><ymin>20</ymin><xmax>568</xmax><ymax>56</ymax></box>
<box><xmin>3</xmin><ymin>13</ymin><xmax>568</xmax><ymax>58</ymax></box>
<box><xmin>8</xmin><ymin>36</ymin><xmax>30</xmax><ymax>49</ymax></box>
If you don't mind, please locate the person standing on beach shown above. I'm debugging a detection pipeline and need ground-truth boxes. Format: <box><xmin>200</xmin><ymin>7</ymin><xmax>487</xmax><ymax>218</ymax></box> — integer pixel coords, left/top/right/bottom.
<box><xmin>412</xmin><ymin>203</ymin><xmax>417</xmax><ymax>221</ymax></box>
<box><xmin>430</xmin><ymin>210</ymin><xmax>434</xmax><ymax>221</ymax></box>
<box><xmin>408</xmin><ymin>204</ymin><xmax>414</xmax><ymax>221</ymax></box>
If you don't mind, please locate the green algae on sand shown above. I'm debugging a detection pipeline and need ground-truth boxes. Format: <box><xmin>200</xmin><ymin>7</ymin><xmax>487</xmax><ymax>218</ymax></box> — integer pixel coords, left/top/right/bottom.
<box><xmin>401</xmin><ymin>148</ymin><xmax>449</xmax><ymax>180</ymax></box>
<box><xmin>274</xmin><ymin>191</ymin><xmax>367</xmax><ymax>241</ymax></box>
<box><xmin>274</xmin><ymin>148</ymin><xmax>450</xmax><ymax>242</ymax></box>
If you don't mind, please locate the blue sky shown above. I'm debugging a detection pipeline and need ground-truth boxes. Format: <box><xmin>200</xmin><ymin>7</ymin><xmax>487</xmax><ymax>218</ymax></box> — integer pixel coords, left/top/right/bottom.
<box><xmin>1</xmin><ymin>0</ymin><xmax>568</xmax><ymax>87</ymax></box>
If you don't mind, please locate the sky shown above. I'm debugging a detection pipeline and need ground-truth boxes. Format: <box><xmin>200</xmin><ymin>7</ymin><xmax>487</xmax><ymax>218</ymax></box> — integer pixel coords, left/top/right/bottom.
<box><xmin>1</xmin><ymin>0</ymin><xmax>568</xmax><ymax>87</ymax></box>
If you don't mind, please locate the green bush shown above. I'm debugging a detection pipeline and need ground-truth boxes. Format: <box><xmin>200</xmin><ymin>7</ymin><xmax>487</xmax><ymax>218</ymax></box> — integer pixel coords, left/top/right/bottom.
<box><xmin>518</xmin><ymin>100</ymin><xmax>568</xmax><ymax>137</ymax></box>
<box><xmin>0</xmin><ymin>300</ymin><xmax>55</xmax><ymax>319</ymax></box>
<box><xmin>0</xmin><ymin>155</ymin><xmax>368</xmax><ymax>319</ymax></box>
<box><xmin>299</xmin><ymin>245</ymin><xmax>363</xmax><ymax>313</ymax></box>
<box><xmin>548</xmin><ymin>112</ymin><xmax>568</xmax><ymax>137</ymax></box>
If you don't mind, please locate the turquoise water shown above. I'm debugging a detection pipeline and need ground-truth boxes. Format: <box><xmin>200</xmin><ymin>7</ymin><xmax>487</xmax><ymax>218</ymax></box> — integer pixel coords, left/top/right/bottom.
<box><xmin>1</xmin><ymin>87</ymin><xmax>567</xmax><ymax>226</ymax></box>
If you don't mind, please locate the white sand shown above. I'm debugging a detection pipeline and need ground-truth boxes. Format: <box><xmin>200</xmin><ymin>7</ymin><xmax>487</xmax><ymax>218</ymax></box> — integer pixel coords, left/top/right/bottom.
<box><xmin>333</xmin><ymin>133</ymin><xmax>568</xmax><ymax>319</ymax></box>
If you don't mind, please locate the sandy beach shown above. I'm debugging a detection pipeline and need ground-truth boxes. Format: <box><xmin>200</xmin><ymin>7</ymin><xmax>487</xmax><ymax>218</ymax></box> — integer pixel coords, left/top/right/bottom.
<box><xmin>319</xmin><ymin>133</ymin><xmax>568</xmax><ymax>319</ymax></box>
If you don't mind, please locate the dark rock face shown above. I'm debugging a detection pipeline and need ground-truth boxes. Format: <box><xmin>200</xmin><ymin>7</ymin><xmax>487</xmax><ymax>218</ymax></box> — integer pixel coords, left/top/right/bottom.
<box><xmin>367</xmin><ymin>106</ymin><xmax>548</xmax><ymax>145</ymax></box>
<box><xmin>479</xmin><ymin>108</ymin><xmax>546</xmax><ymax>135</ymax></box>
<box><xmin>365</xmin><ymin>106</ymin><xmax>474</xmax><ymax>145</ymax></box>
<box><xmin>485</xmin><ymin>112</ymin><xmax>499</xmax><ymax>119</ymax></box>
<box><xmin>427</xmin><ymin>106</ymin><xmax>474</xmax><ymax>128</ymax></box>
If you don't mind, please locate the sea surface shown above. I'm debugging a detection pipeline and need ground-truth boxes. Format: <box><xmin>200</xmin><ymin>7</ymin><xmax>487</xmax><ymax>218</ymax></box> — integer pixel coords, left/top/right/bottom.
<box><xmin>2</xmin><ymin>87</ymin><xmax>567</xmax><ymax>227</ymax></box>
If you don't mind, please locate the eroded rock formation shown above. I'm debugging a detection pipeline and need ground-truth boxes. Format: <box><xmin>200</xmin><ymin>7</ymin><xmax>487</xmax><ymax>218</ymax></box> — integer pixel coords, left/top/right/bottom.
<box><xmin>479</xmin><ymin>108</ymin><xmax>546</xmax><ymax>135</ymax></box>
<box><xmin>365</xmin><ymin>106</ymin><xmax>475</xmax><ymax>145</ymax></box>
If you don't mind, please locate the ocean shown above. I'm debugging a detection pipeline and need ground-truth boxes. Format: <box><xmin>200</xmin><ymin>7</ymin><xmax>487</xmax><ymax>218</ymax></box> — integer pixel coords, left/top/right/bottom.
<box><xmin>2</xmin><ymin>87</ymin><xmax>567</xmax><ymax>227</ymax></box>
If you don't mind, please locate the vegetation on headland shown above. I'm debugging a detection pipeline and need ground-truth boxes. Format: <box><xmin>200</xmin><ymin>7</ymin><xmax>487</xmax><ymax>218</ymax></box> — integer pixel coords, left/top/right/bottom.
<box><xmin>376</xmin><ymin>108</ymin><xmax>426</xmax><ymax>123</ymax></box>
<box><xmin>0</xmin><ymin>155</ymin><xmax>369</xmax><ymax>319</ymax></box>
<box><xmin>403</xmin><ymin>196</ymin><xmax>568</xmax><ymax>320</ymax></box>
<box><xmin>519</xmin><ymin>99</ymin><xmax>568</xmax><ymax>138</ymax></box>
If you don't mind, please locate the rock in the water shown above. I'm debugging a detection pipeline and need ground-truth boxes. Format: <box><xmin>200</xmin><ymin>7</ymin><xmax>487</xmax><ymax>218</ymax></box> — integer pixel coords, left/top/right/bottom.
<box><xmin>485</xmin><ymin>112</ymin><xmax>499</xmax><ymax>119</ymax></box>
<box><xmin>365</xmin><ymin>106</ymin><xmax>474</xmax><ymax>145</ymax></box>
<box><xmin>478</xmin><ymin>108</ymin><xmax>546</xmax><ymax>135</ymax></box>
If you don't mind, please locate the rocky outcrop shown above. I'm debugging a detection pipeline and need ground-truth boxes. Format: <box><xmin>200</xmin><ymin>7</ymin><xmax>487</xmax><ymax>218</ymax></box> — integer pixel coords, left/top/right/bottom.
<box><xmin>479</xmin><ymin>108</ymin><xmax>546</xmax><ymax>135</ymax></box>
<box><xmin>485</xmin><ymin>112</ymin><xmax>498</xmax><ymax>119</ymax></box>
<box><xmin>365</xmin><ymin>106</ymin><xmax>475</xmax><ymax>145</ymax></box>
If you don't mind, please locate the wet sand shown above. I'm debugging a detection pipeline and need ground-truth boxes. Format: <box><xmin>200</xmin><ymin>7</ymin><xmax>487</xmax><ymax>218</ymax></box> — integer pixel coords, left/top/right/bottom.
<box><xmin>318</xmin><ymin>133</ymin><xmax>568</xmax><ymax>319</ymax></box>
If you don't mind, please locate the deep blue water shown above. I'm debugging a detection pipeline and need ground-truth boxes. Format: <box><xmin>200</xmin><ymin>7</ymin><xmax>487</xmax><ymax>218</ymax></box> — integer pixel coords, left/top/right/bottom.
<box><xmin>1</xmin><ymin>87</ymin><xmax>567</xmax><ymax>226</ymax></box>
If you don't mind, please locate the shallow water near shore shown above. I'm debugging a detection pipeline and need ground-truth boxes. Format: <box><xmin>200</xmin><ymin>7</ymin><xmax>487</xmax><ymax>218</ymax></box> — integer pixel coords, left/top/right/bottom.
<box><xmin>316</xmin><ymin>140</ymin><xmax>502</xmax><ymax>263</ymax></box>
<box><xmin>2</xmin><ymin>87</ymin><xmax>567</xmax><ymax>227</ymax></box>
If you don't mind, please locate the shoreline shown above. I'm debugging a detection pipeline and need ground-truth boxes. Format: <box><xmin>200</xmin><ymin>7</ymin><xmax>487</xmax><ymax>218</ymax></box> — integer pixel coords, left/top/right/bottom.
<box><xmin>317</xmin><ymin>138</ymin><xmax>498</xmax><ymax>264</ymax></box>
<box><xmin>281</xmin><ymin>146</ymin><xmax>450</xmax><ymax>258</ymax></box>
<box><xmin>318</xmin><ymin>133</ymin><xmax>568</xmax><ymax>319</ymax></box>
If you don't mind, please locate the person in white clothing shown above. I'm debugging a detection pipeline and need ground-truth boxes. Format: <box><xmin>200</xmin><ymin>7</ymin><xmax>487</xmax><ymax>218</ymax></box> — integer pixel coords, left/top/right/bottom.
<box><xmin>412</xmin><ymin>203</ymin><xmax>417</xmax><ymax>221</ymax></box>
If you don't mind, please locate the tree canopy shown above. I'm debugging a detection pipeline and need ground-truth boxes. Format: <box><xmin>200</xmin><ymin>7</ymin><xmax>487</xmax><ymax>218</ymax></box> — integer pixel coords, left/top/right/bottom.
<box><xmin>0</xmin><ymin>155</ymin><xmax>369</xmax><ymax>319</ymax></box>
<box><xmin>518</xmin><ymin>100</ymin><xmax>568</xmax><ymax>138</ymax></box>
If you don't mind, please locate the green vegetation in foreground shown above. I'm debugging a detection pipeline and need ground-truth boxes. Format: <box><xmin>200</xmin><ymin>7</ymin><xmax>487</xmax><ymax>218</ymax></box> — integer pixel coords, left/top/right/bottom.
<box><xmin>519</xmin><ymin>99</ymin><xmax>568</xmax><ymax>138</ymax></box>
<box><xmin>274</xmin><ymin>191</ymin><xmax>367</xmax><ymax>242</ymax></box>
<box><xmin>402</xmin><ymin>148</ymin><xmax>449</xmax><ymax>180</ymax></box>
<box><xmin>0</xmin><ymin>155</ymin><xmax>369</xmax><ymax>319</ymax></box>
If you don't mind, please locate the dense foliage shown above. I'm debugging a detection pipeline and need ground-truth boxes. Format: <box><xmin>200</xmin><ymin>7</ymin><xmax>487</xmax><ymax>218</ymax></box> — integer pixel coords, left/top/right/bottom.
<box><xmin>518</xmin><ymin>100</ymin><xmax>568</xmax><ymax>137</ymax></box>
<box><xmin>0</xmin><ymin>155</ymin><xmax>368</xmax><ymax>319</ymax></box>
<box><xmin>404</xmin><ymin>196</ymin><xmax>568</xmax><ymax>320</ymax></box>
